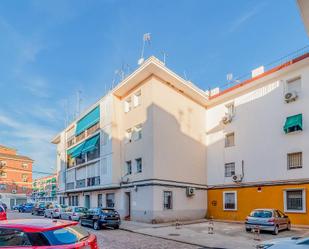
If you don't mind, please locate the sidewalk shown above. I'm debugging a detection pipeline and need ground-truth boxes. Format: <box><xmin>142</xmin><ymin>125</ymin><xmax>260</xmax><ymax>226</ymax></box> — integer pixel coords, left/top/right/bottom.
<box><xmin>120</xmin><ymin>220</ymin><xmax>309</xmax><ymax>249</ymax></box>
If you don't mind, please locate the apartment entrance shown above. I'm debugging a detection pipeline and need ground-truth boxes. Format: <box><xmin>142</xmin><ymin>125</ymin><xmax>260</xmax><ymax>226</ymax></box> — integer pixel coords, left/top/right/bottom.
<box><xmin>124</xmin><ymin>192</ymin><xmax>131</xmax><ymax>220</ymax></box>
<box><xmin>84</xmin><ymin>195</ymin><xmax>90</xmax><ymax>209</ymax></box>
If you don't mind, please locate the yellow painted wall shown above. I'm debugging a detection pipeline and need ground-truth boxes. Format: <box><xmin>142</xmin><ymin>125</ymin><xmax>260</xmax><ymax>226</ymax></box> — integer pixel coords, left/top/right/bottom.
<box><xmin>207</xmin><ymin>184</ymin><xmax>309</xmax><ymax>225</ymax></box>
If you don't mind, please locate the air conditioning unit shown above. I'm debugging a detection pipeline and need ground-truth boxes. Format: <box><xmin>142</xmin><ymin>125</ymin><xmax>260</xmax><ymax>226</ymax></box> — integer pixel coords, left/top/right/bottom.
<box><xmin>222</xmin><ymin>114</ymin><xmax>233</xmax><ymax>125</ymax></box>
<box><xmin>0</xmin><ymin>161</ymin><xmax>7</xmax><ymax>168</ymax></box>
<box><xmin>232</xmin><ymin>174</ymin><xmax>243</xmax><ymax>183</ymax></box>
<box><xmin>285</xmin><ymin>91</ymin><xmax>298</xmax><ymax>103</ymax></box>
<box><xmin>12</xmin><ymin>189</ymin><xmax>17</xmax><ymax>194</ymax></box>
<box><xmin>186</xmin><ymin>187</ymin><xmax>195</xmax><ymax>196</ymax></box>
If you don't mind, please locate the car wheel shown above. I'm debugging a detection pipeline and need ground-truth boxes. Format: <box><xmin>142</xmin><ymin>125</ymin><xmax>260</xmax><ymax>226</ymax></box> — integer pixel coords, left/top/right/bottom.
<box><xmin>114</xmin><ymin>225</ymin><xmax>119</xmax><ymax>229</ymax></box>
<box><xmin>93</xmin><ymin>221</ymin><xmax>100</xmax><ymax>230</ymax></box>
<box><xmin>287</xmin><ymin>222</ymin><xmax>291</xmax><ymax>231</ymax></box>
<box><xmin>245</xmin><ymin>228</ymin><xmax>251</xmax><ymax>232</ymax></box>
<box><xmin>80</xmin><ymin>220</ymin><xmax>85</xmax><ymax>226</ymax></box>
<box><xmin>273</xmin><ymin>226</ymin><xmax>279</xmax><ymax>235</ymax></box>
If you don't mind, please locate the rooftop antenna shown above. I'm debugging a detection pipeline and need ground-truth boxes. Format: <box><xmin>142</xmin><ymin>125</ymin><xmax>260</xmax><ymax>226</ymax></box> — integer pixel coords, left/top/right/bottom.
<box><xmin>138</xmin><ymin>33</ymin><xmax>151</xmax><ymax>66</ymax></box>
<box><xmin>183</xmin><ymin>70</ymin><xmax>188</xmax><ymax>81</ymax></box>
<box><xmin>161</xmin><ymin>51</ymin><xmax>168</xmax><ymax>65</ymax></box>
<box><xmin>76</xmin><ymin>90</ymin><xmax>82</xmax><ymax>117</ymax></box>
<box><xmin>227</xmin><ymin>73</ymin><xmax>233</xmax><ymax>82</ymax></box>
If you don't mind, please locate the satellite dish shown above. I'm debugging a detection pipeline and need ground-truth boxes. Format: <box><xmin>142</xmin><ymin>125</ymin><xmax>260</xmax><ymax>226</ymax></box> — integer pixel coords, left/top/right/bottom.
<box><xmin>138</xmin><ymin>58</ymin><xmax>144</xmax><ymax>66</ymax></box>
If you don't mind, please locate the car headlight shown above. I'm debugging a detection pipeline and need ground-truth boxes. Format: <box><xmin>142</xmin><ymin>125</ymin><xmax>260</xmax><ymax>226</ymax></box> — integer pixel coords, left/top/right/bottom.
<box><xmin>256</xmin><ymin>244</ymin><xmax>274</xmax><ymax>249</ymax></box>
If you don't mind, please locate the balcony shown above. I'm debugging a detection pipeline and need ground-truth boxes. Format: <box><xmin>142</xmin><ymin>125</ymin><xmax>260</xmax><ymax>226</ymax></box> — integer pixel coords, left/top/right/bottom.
<box><xmin>66</xmin><ymin>182</ymin><xmax>75</xmax><ymax>190</ymax></box>
<box><xmin>66</xmin><ymin>122</ymin><xmax>100</xmax><ymax>148</ymax></box>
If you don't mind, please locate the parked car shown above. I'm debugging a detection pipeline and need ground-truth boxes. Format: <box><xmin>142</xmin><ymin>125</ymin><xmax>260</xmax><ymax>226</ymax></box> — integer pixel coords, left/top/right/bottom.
<box><xmin>60</xmin><ymin>206</ymin><xmax>88</xmax><ymax>221</ymax></box>
<box><xmin>18</xmin><ymin>203</ymin><xmax>34</xmax><ymax>213</ymax></box>
<box><xmin>32</xmin><ymin>202</ymin><xmax>47</xmax><ymax>216</ymax></box>
<box><xmin>245</xmin><ymin>209</ymin><xmax>291</xmax><ymax>235</ymax></box>
<box><xmin>0</xmin><ymin>203</ymin><xmax>7</xmax><ymax>212</ymax></box>
<box><xmin>0</xmin><ymin>205</ymin><xmax>7</xmax><ymax>221</ymax></box>
<box><xmin>80</xmin><ymin>208</ymin><xmax>120</xmax><ymax>230</ymax></box>
<box><xmin>12</xmin><ymin>204</ymin><xmax>21</xmax><ymax>211</ymax></box>
<box><xmin>44</xmin><ymin>204</ymin><xmax>68</xmax><ymax>218</ymax></box>
<box><xmin>257</xmin><ymin>236</ymin><xmax>309</xmax><ymax>248</ymax></box>
<box><xmin>0</xmin><ymin>219</ymin><xmax>98</xmax><ymax>248</ymax></box>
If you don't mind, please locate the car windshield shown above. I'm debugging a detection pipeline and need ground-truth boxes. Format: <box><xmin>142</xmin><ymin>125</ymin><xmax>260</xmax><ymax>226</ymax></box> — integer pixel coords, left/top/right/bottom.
<box><xmin>101</xmin><ymin>209</ymin><xmax>117</xmax><ymax>215</ymax></box>
<box><xmin>43</xmin><ymin>225</ymin><xmax>89</xmax><ymax>245</ymax></box>
<box><xmin>0</xmin><ymin>206</ymin><xmax>4</xmax><ymax>212</ymax></box>
<box><xmin>75</xmin><ymin>207</ymin><xmax>87</xmax><ymax>212</ymax></box>
<box><xmin>250</xmin><ymin>210</ymin><xmax>273</xmax><ymax>218</ymax></box>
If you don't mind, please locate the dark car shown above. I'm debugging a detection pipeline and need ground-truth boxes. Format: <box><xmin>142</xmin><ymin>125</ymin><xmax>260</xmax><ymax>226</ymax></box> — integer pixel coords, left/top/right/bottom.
<box><xmin>32</xmin><ymin>202</ymin><xmax>46</xmax><ymax>216</ymax></box>
<box><xmin>81</xmin><ymin>208</ymin><xmax>121</xmax><ymax>230</ymax></box>
<box><xmin>18</xmin><ymin>203</ymin><xmax>34</xmax><ymax>213</ymax></box>
<box><xmin>0</xmin><ymin>219</ymin><xmax>98</xmax><ymax>248</ymax></box>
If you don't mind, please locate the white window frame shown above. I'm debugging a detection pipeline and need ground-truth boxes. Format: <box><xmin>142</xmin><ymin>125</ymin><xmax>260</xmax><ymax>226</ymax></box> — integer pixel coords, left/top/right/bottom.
<box><xmin>125</xmin><ymin>161</ymin><xmax>132</xmax><ymax>175</ymax></box>
<box><xmin>225</xmin><ymin>102</ymin><xmax>235</xmax><ymax>116</ymax></box>
<box><xmin>124</xmin><ymin>98</ymin><xmax>132</xmax><ymax>113</ymax></box>
<box><xmin>136</xmin><ymin>158</ymin><xmax>142</xmax><ymax>173</ymax></box>
<box><xmin>223</xmin><ymin>191</ymin><xmax>237</xmax><ymax>211</ymax></box>
<box><xmin>125</xmin><ymin>128</ymin><xmax>132</xmax><ymax>144</ymax></box>
<box><xmin>224</xmin><ymin>162</ymin><xmax>235</xmax><ymax>177</ymax></box>
<box><xmin>132</xmin><ymin>124</ymin><xmax>142</xmax><ymax>141</ymax></box>
<box><xmin>285</xmin><ymin>76</ymin><xmax>301</xmax><ymax>94</ymax></box>
<box><xmin>225</xmin><ymin>132</ymin><xmax>235</xmax><ymax>147</ymax></box>
<box><xmin>283</xmin><ymin>188</ymin><xmax>306</xmax><ymax>213</ymax></box>
<box><xmin>163</xmin><ymin>191</ymin><xmax>173</xmax><ymax>210</ymax></box>
<box><xmin>133</xmin><ymin>90</ymin><xmax>141</xmax><ymax>108</ymax></box>
<box><xmin>287</xmin><ymin>152</ymin><xmax>302</xmax><ymax>170</ymax></box>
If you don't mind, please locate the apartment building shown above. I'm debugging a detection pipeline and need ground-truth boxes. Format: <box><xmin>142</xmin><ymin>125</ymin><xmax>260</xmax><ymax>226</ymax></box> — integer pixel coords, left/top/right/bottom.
<box><xmin>206</xmin><ymin>52</ymin><xmax>309</xmax><ymax>225</ymax></box>
<box><xmin>52</xmin><ymin>57</ymin><xmax>208</xmax><ymax>222</ymax></box>
<box><xmin>53</xmin><ymin>50</ymin><xmax>309</xmax><ymax>224</ymax></box>
<box><xmin>0</xmin><ymin>145</ymin><xmax>33</xmax><ymax>208</ymax></box>
<box><xmin>32</xmin><ymin>174</ymin><xmax>57</xmax><ymax>202</ymax></box>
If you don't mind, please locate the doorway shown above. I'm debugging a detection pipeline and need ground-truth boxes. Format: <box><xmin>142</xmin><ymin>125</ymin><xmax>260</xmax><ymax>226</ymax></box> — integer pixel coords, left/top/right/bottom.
<box><xmin>84</xmin><ymin>195</ymin><xmax>90</xmax><ymax>209</ymax></box>
<box><xmin>124</xmin><ymin>192</ymin><xmax>131</xmax><ymax>220</ymax></box>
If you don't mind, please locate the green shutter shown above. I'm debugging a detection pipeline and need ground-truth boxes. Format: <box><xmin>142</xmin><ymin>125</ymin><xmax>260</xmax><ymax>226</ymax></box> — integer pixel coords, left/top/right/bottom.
<box><xmin>75</xmin><ymin>106</ymin><xmax>100</xmax><ymax>135</ymax></box>
<box><xmin>82</xmin><ymin>134</ymin><xmax>100</xmax><ymax>154</ymax></box>
<box><xmin>284</xmin><ymin>114</ymin><xmax>303</xmax><ymax>133</ymax></box>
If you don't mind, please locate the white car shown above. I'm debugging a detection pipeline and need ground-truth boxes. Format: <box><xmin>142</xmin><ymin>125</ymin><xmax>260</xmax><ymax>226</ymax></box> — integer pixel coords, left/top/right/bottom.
<box><xmin>44</xmin><ymin>204</ymin><xmax>67</xmax><ymax>218</ymax></box>
<box><xmin>60</xmin><ymin>206</ymin><xmax>88</xmax><ymax>221</ymax></box>
<box><xmin>257</xmin><ymin>237</ymin><xmax>309</xmax><ymax>248</ymax></box>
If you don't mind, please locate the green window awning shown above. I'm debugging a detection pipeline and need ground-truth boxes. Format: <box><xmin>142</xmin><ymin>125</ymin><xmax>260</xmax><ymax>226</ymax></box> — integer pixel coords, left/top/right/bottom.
<box><xmin>75</xmin><ymin>106</ymin><xmax>100</xmax><ymax>135</ymax></box>
<box><xmin>67</xmin><ymin>141</ymin><xmax>85</xmax><ymax>158</ymax></box>
<box><xmin>284</xmin><ymin>114</ymin><xmax>303</xmax><ymax>133</ymax></box>
<box><xmin>51</xmin><ymin>177</ymin><xmax>56</xmax><ymax>183</ymax></box>
<box><xmin>82</xmin><ymin>134</ymin><xmax>100</xmax><ymax>154</ymax></box>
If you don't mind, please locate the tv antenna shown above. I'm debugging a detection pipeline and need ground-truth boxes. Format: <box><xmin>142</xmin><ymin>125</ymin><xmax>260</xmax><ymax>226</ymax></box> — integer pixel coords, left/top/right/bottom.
<box><xmin>138</xmin><ymin>33</ymin><xmax>151</xmax><ymax>65</ymax></box>
<box><xmin>76</xmin><ymin>90</ymin><xmax>82</xmax><ymax>117</ymax></box>
<box><xmin>161</xmin><ymin>51</ymin><xmax>168</xmax><ymax>65</ymax></box>
<box><xmin>227</xmin><ymin>73</ymin><xmax>233</xmax><ymax>82</ymax></box>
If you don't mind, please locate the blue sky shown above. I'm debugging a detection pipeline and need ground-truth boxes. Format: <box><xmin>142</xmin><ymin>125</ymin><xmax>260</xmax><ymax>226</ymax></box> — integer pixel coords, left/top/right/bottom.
<box><xmin>0</xmin><ymin>0</ymin><xmax>308</xmax><ymax>178</ymax></box>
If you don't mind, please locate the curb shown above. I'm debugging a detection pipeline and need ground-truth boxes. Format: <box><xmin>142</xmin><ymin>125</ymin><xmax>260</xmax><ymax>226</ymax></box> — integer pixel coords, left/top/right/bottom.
<box><xmin>119</xmin><ymin>227</ymin><xmax>227</xmax><ymax>249</ymax></box>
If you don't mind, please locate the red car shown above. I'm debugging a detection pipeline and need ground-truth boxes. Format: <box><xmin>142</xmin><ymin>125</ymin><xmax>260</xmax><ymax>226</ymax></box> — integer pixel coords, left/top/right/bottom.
<box><xmin>0</xmin><ymin>205</ymin><xmax>7</xmax><ymax>220</ymax></box>
<box><xmin>0</xmin><ymin>219</ymin><xmax>98</xmax><ymax>249</ymax></box>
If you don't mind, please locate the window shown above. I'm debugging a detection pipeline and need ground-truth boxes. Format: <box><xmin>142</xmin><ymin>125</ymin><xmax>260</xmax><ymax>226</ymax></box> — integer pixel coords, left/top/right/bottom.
<box><xmin>132</xmin><ymin>124</ymin><xmax>142</xmax><ymax>141</ymax></box>
<box><xmin>66</xmin><ymin>182</ymin><xmax>74</xmax><ymax>190</ymax></box>
<box><xmin>284</xmin><ymin>114</ymin><xmax>302</xmax><ymax>134</ymax></box>
<box><xmin>76</xmin><ymin>179</ymin><xmax>86</xmax><ymax>188</ymax></box>
<box><xmin>0</xmin><ymin>172</ymin><xmax>7</xmax><ymax>178</ymax></box>
<box><xmin>0</xmin><ymin>228</ymin><xmax>31</xmax><ymax>246</ymax></box>
<box><xmin>87</xmin><ymin>176</ymin><xmax>100</xmax><ymax>186</ymax></box>
<box><xmin>106</xmin><ymin>193</ymin><xmax>115</xmax><ymax>208</ymax></box>
<box><xmin>133</xmin><ymin>91</ymin><xmax>141</xmax><ymax>107</ymax></box>
<box><xmin>226</xmin><ymin>102</ymin><xmax>235</xmax><ymax>116</ymax></box>
<box><xmin>22</xmin><ymin>186</ymin><xmax>27</xmax><ymax>191</ymax></box>
<box><xmin>136</xmin><ymin>158</ymin><xmax>142</xmax><ymax>173</ymax></box>
<box><xmin>126</xmin><ymin>161</ymin><xmax>132</xmax><ymax>175</ymax></box>
<box><xmin>87</xmin><ymin>122</ymin><xmax>100</xmax><ymax>136</ymax></box>
<box><xmin>124</xmin><ymin>98</ymin><xmax>132</xmax><ymax>113</ymax></box>
<box><xmin>163</xmin><ymin>191</ymin><xmax>172</xmax><ymax>210</ymax></box>
<box><xmin>224</xmin><ymin>163</ymin><xmax>235</xmax><ymax>177</ymax></box>
<box><xmin>284</xmin><ymin>189</ymin><xmax>305</xmax><ymax>213</ymax></box>
<box><xmin>286</xmin><ymin>76</ymin><xmax>301</xmax><ymax>93</ymax></box>
<box><xmin>98</xmin><ymin>194</ymin><xmax>103</xmax><ymax>207</ymax></box>
<box><xmin>22</xmin><ymin>163</ymin><xmax>28</xmax><ymax>169</ymax></box>
<box><xmin>67</xmin><ymin>137</ymin><xmax>75</xmax><ymax>147</ymax></box>
<box><xmin>225</xmin><ymin>133</ymin><xmax>235</xmax><ymax>147</ymax></box>
<box><xmin>125</xmin><ymin>129</ymin><xmax>132</xmax><ymax>143</ymax></box>
<box><xmin>22</xmin><ymin>174</ymin><xmax>28</xmax><ymax>182</ymax></box>
<box><xmin>76</xmin><ymin>131</ymin><xmax>86</xmax><ymax>143</ymax></box>
<box><xmin>287</xmin><ymin>152</ymin><xmax>302</xmax><ymax>169</ymax></box>
<box><xmin>223</xmin><ymin>191</ymin><xmax>237</xmax><ymax>210</ymax></box>
<box><xmin>0</xmin><ymin>184</ymin><xmax>6</xmax><ymax>190</ymax></box>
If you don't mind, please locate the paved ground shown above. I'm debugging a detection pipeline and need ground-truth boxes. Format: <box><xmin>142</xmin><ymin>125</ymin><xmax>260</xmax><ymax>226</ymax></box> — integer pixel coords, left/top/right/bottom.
<box><xmin>7</xmin><ymin>211</ymin><xmax>202</xmax><ymax>249</ymax></box>
<box><xmin>6</xmin><ymin>211</ymin><xmax>309</xmax><ymax>249</ymax></box>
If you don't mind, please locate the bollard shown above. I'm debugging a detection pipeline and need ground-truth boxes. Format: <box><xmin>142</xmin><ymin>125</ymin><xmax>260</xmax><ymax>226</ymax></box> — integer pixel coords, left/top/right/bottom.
<box><xmin>175</xmin><ymin>220</ymin><xmax>181</xmax><ymax>229</ymax></box>
<box><xmin>208</xmin><ymin>218</ymin><xmax>214</xmax><ymax>234</ymax></box>
<box><xmin>252</xmin><ymin>225</ymin><xmax>260</xmax><ymax>241</ymax></box>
